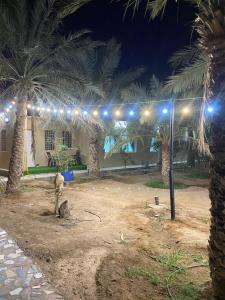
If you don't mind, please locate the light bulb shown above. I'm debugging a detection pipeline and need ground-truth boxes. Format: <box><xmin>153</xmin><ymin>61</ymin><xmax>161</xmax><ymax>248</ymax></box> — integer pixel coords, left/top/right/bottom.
<box><xmin>144</xmin><ymin>110</ymin><xmax>150</xmax><ymax>116</ymax></box>
<box><xmin>115</xmin><ymin>110</ymin><xmax>121</xmax><ymax>117</ymax></box>
<box><xmin>183</xmin><ymin>107</ymin><xmax>189</xmax><ymax>114</ymax></box>
<box><xmin>93</xmin><ymin>110</ymin><xmax>98</xmax><ymax>116</ymax></box>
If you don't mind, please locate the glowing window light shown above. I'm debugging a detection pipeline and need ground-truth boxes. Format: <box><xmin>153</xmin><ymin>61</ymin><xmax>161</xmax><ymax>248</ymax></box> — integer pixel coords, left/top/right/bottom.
<box><xmin>103</xmin><ymin>110</ymin><xmax>108</xmax><ymax>116</ymax></box>
<box><xmin>31</xmin><ymin>106</ymin><xmax>35</xmax><ymax>110</ymax></box>
<box><xmin>83</xmin><ymin>110</ymin><xmax>88</xmax><ymax>116</ymax></box>
<box><xmin>11</xmin><ymin>101</ymin><xmax>16</xmax><ymax>105</ymax></box>
<box><xmin>5</xmin><ymin>108</ymin><xmax>10</xmax><ymax>113</ymax></box>
<box><xmin>115</xmin><ymin>110</ymin><xmax>121</xmax><ymax>117</ymax></box>
<box><xmin>162</xmin><ymin>108</ymin><xmax>168</xmax><ymax>114</ymax></box>
<box><xmin>93</xmin><ymin>110</ymin><xmax>98</xmax><ymax>117</ymax></box>
<box><xmin>4</xmin><ymin>117</ymin><xmax>9</xmax><ymax>123</ymax></box>
<box><xmin>182</xmin><ymin>107</ymin><xmax>189</xmax><ymax>114</ymax></box>
<box><xmin>53</xmin><ymin>109</ymin><xmax>57</xmax><ymax>113</ymax></box>
<box><xmin>144</xmin><ymin>110</ymin><xmax>150</xmax><ymax>116</ymax></box>
<box><xmin>41</xmin><ymin>107</ymin><xmax>46</xmax><ymax>111</ymax></box>
<box><xmin>208</xmin><ymin>106</ymin><xmax>213</xmax><ymax>113</ymax></box>
<box><xmin>67</xmin><ymin>110</ymin><xmax>71</xmax><ymax>114</ymax></box>
<box><xmin>8</xmin><ymin>105</ymin><xmax>13</xmax><ymax>109</ymax></box>
<box><xmin>129</xmin><ymin>110</ymin><xmax>134</xmax><ymax>116</ymax></box>
<box><xmin>59</xmin><ymin>109</ymin><xmax>64</xmax><ymax>114</ymax></box>
<box><xmin>36</xmin><ymin>106</ymin><xmax>40</xmax><ymax>111</ymax></box>
<box><xmin>74</xmin><ymin>109</ymin><xmax>79</xmax><ymax>115</ymax></box>
<box><xmin>47</xmin><ymin>108</ymin><xmax>51</xmax><ymax>112</ymax></box>
<box><xmin>27</xmin><ymin>104</ymin><xmax>31</xmax><ymax>109</ymax></box>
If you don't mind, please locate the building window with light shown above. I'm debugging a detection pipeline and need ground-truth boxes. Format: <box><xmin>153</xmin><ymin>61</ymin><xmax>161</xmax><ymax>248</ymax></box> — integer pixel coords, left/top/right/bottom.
<box><xmin>62</xmin><ymin>131</ymin><xmax>72</xmax><ymax>148</ymax></box>
<box><xmin>1</xmin><ymin>130</ymin><xmax>6</xmax><ymax>151</ymax></box>
<box><xmin>45</xmin><ymin>130</ymin><xmax>55</xmax><ymax>150</ymax></box>
<box><xmin>104</xmin><ymin>136</ymin><xmax>116</xmax><ymax>153</ymax></box>
<box><xmin>150</xmin><ymin>137</ymin><xmax>158</xmax><ymax>152</ymax></box>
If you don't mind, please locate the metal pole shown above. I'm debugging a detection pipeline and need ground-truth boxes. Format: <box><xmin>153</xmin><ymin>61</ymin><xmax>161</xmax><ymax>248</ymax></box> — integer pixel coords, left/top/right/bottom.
<box><xmin>169</xmin><ymin>99</ymin><xmax>175</xmax><ymax>220</ymax></box>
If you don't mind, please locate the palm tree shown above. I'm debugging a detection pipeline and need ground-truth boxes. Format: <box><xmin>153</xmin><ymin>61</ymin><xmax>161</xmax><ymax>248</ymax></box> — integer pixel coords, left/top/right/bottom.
<box><xmin>165</xmin><ymin>45</ymin><xmax>210</xmax><ymax>166</ymax></box>
<box><xmin>0</xmin><ymin>0</ymin><xmax>96</xmax><ymax>193</ymax></box>
<box><xmin>124</xmin><ymin>1</ymin><xmax>225</xmax><ymax>297</ymax></box>
<box><xmin>122</xmin><ymin>75</ymin><xmax>175</xmax><ymax>184</ymax></box>
<box><xmin>76</xmin><ymin>39</ymin><xmax>144</xmax><ymax>176</ymax></box>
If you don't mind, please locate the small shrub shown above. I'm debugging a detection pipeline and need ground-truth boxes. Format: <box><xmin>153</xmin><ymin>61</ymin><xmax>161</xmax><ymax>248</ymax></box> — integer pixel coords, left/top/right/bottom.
<box><xmin>175</xmin><ymin>282</ymin><xmax>202</xmax><ymax>300</ymax></box>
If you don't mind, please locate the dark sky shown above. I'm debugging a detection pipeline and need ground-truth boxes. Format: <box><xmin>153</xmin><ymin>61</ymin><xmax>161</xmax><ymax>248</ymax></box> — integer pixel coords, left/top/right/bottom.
<box><xmin>64</xmin><ymin>0</ymin><xmax>196</xmax><ymax>80</ymax></box>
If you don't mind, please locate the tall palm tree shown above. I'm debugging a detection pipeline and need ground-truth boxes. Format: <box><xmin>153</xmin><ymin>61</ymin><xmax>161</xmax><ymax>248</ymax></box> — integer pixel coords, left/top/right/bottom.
<box><xmin>124</xmin><ymin>1</ymin><xmax>225</xmax><ymax>298</ymax></box>
<box><xmin>0</xmin><ymin>0</ymin><xmax>96</xmax><ymax>193</ymax></box>
<box><xmin>165</xmin><ymin>45</ymin><xmax>210</xmax><ymax>165</ymax></box>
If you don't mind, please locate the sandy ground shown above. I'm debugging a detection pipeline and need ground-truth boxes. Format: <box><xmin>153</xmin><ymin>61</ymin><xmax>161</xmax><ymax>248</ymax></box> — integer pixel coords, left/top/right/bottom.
<box><xmin>0</xmin><ymin>172</ymin><xmax>211</xmax><ymax>299</ymax></box>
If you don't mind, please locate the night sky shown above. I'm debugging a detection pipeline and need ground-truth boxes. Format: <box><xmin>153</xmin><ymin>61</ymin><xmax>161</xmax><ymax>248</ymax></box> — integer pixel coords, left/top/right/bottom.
<box><xmin>64</xmin><ymin>0</ymin><xmax>196</xmax><ymax>80</ymax></box>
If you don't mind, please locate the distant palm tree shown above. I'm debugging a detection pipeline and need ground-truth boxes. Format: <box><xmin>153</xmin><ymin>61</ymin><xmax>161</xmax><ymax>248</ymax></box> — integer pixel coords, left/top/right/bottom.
<box><xmin>124</xmin><ymin>0</ymin><xmax>225</xmax><ymax>297</ymax></box>
<box><xmin>0</xmin><ymin>0</ymin><xmax>96</xmax><ymax>192</ymax></box>
<box><xmin>122</xmin><ymin>75</ymin><xmax>188</xmax><ymax>185</ymax></box>
<box><xmin>77</xmin><ymin>39</ymin><xmax>144</xmax><ymax>176</ymax></box>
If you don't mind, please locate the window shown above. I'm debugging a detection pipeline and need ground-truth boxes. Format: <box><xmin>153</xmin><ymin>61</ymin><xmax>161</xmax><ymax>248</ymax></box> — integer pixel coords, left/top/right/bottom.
<box><xmin>150</xmin><ymin>137</ymin><xmax>158</xmax><ymax>152</ymax></box>
<box><xmin>1</xmin><ymin>130</ymin><xmax>6</xmax><ymax>151</ymax></box>
<box><xmin>121</xmin><ymin>138</ymin><xmax>136</xmax><ymax>153</ymax></box>
<box><xmin>45</xmin><ymin>130</ymin><xmax>55</xmax><ymax>150</ymax></box>
<box><xmin>62</xmin><ymin>131</ymin><xmax>72</xmax><ymax>148</ymax></box>
<box><xmin>104</xmin><ymin>136</ymin><xmax>116</xmax><ymax>153</ymax></box>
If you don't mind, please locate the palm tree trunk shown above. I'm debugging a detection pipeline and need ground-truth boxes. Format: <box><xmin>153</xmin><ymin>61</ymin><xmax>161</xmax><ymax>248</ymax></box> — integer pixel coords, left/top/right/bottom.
<box><xmin>6</xmin><ymin>95</ymin><xmax>27</xmax><ymax>193</ymax></box>
<box><xmin>199</xmin><ymin>35</ymin><xmax>225</xmax><ymax>299</ymax></box>
<box><xmin>161</xmin><ymin>143</ymin><xmax>169</xmax><ymax>185</ymax></box>
<box><xmin>88</xmin><ymin>124</ymin><xmax>100</xmax><ymax>177</ymax></box>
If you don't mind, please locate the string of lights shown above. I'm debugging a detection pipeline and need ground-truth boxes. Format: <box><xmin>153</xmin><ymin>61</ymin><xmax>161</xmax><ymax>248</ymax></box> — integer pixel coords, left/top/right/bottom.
<box><xmin>0</xmin><ymin>96</ymin><xmax>214</xmax><ymax>124</ymax></box>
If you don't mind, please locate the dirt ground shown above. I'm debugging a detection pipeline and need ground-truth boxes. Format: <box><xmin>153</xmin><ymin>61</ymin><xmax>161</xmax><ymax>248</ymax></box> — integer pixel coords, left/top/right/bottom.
<box><xmin>0</xmin><ymin>171</ymin><xmax>211</xmax><ymax>299</ymax></box>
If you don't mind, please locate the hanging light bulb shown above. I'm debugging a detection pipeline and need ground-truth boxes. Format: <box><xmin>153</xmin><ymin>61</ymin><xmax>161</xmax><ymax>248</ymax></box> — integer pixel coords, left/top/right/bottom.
<box><xmin>162</xmin><ymin>108</ymin><xmax>168</xmax><ymax>114</ymax></box>
<box><xmin>208</xmin><ymin>106</ymin><xmax>213</xmax><ymax>113</ymax></box>
<box><xmin>36</xmin><ymin>106</ymin><xmax>40</xmax><ymax>111</ymax></box>
<box><xmin>93</xmin><ymin>110</ymin><xmax>98</xmax><ymax>117</ymax></box>
<box><xmin>53</xmin><ymin>109</ymin><xmax>57</xmax><ymax>113</ymax></box>
<box><xmin>27</xmin><ymin>104</ymin><xmax>31</xmax><ymax>109</ymax></box>
<box><xmin>103</xmin><ymin>110</ymin><xmax>108</xmax><ymax>116</ymax></box>
<box><xmin>74</xmin><ymin>109</ymin><xmax>79</xmax><ymax>115</ymax></box>
<box><xmin>8</xmin><ymin>104</ymin><xmax>13</xmax><ymax>109</ymax></box>
<box><xmin>67</xmin><ymin>110</ymin><xmax>71</xmax><ymax>114</ymax></box>
<box><xmin>144</xmin><ymin>110</ymin><xmax>150</xmax><ymax>116</ymax></box>
<box><xmin>115</xmin><ymin>109</ymin><xmax>121</xmax><ymax>117</ymax></box>
<box><xmin>11</xmin><ymin>101</ymin><xmax>16</xmax><ymax>105</ymax></box>
<box><xmin>47</xmin><ymin>107</ymin><xmax>51</xmax><ymax>112</ymax></box>
<box><xmin>59</xmin><ymin>109</ymin><xmax>64</xmax><ymax>114</ymax></box>
<box><xmin>182</xmin><ymin>107</ymin><xmax>189</xmax><ymax>114</ymax></box>
<box><xmin>83</xmin><ymin>110</ymin><xmax>88</xmax><ymax>116</ymax></box>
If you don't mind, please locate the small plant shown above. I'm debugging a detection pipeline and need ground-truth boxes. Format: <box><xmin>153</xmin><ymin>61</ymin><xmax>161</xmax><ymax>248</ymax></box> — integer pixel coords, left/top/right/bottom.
<box><xmin>158</xmin><ymin>213</ymin><xmax>165</xmax><ymax>222</ymax></box>
<box><xmin>53</xmin><ymin>144</ymin><xmax>73</xmax><ymax>172</ymax></box>
<box><xmin>175</xmin><ymin>281</ymin><xmax>202</xmax><ymax>300</ymax></box>
<box><xmin>156</xmin><ymin>250</ymin><xmax>187</xmax><ymax>272</ymax></box>
<box><xmin>144</xmin><ymin>201</ymin><xmax>149</xmax><ymax>209</ymax></box>
<box><xmin>125</xmin><ymin>267</ymin><xmax>160</xmax><ymax>286</ymax></box>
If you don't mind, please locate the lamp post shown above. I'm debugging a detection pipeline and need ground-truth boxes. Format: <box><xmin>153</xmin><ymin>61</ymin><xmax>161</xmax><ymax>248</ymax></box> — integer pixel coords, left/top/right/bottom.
<box><xmin>169</xmin><ymin>99</ymin><xmax>175</xmax><ymax>220</ymax></box>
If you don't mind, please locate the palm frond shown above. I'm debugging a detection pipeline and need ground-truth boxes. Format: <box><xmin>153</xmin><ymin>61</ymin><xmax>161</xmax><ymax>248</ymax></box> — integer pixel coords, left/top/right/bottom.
<box><xmin>169</xmin><ymin>45</ymin><xmax>202</xmax><ymax>69</ymax></box>
<box><xmin>56</xmin><ymin>0</ymin><xmax>92</xmax><ymax>18</ymax></box>
<box><xmin>165</xmin><ymin>57</ymin><xmax>207</xmax><ymax>95</ymax></box>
